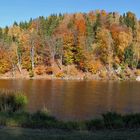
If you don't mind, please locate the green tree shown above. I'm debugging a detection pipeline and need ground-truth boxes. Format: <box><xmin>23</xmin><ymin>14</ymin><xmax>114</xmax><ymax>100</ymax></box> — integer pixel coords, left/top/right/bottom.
<box><xmin>124</xmin><ymin>44</ymin><xmax>137</xmax><ymax>68</ymax></box>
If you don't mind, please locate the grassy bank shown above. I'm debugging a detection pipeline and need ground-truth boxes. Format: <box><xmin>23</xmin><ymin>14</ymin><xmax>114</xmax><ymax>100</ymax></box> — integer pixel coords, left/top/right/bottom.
<box><xmin>1</xmin><ymin>111</ymin><xmax>140</xmax><ymax>140</ymax></box>
<box><xmin>1</xmin><ymin>111</ymin><xmax>140</xmax><ymax>131</ymax></box>
<box><xmin>1</xmin><ymin>127</ymin><xmax>140</xmax><ymax>140</ymax></box>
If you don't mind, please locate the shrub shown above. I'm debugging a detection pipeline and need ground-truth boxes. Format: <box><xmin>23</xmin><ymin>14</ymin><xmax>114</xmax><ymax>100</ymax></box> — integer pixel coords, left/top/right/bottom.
<box><xmin>124</xmin><ymin>68</ymin><xmax>132</xmax><ymax>77</ymax></box>
<box><xmin>13</xmin><ymin>92</ymin><xmax>28</xmax><ymax>111</ymax></box>
<box><xmin>119</xmin><ymin>72</ymin><xmax>125</xmax><ymax>80</ymax></box>
<box><xmin>35</xmin><ymin>66</ymin><xmax>45</xmax><ymax>75</ymax></box>
<box><xmin>123</xmin><ymin>113</ymin><xmax>140</xmax><ymax>128</ymax></box>
<box><xmin>86</xmin><ymin>119</ymin><xmax>105</xmax><ymax>130</ymax></box>
<box><xmin>56</xmin><ymin>72</ymin><xmax>65</xmax><ymax>78</ymax></box>
<box><xmin>102</xmin><ymin>112</ymin><xmax>124</xmax><ymax>129</ymax></box>
<box><xmin>135</xmin><ymin>70</ymin><xmax>140</xmax><ymax>76</ymax></box>
<box><xmin>99</xmin><ymin>70</ymin><xmax>107</xmax><ymax>78</ymax></box>
<box><xmin>29</xmin><ymin>70</ymin><xmax>34</xmax><ymax>78</ymax></box>
<box><xmin>31</xmin><ymin>111</ymin><xmax>56</xmax><ymax>122</ymax></box>
<box><xmin>0</xmin><ymin>90</ymin><xmax>28</xmax><ymax>112</ymax></box>
<box><xmin>0</xmin><ymin>111</ymin><xmax>29</xmax><ymax>127</ymax></box>
<box><xmin>1</xmin><ymin>111</ymin><xmax>140</xmax><ymax>130</ymax></box>
<box><xmin>23</xmin><ymin>110</ymin><xmax>58</xmax><ymax>129</ymax></box>
<box><xmin>68</xmin><ymin>66</ymin><xmax>79</xmax><ymax>76</ymax></box>
<box><xmin>45</xmin><ymin>67</ymin><xmax>53</xmax><ymax>75</ymax></box>
<box><xmin>60</xmin><ymin>121</ymin><xmax>81</xmax><ymax>130</ymax></box>
<box><xmin>86</xmin><ymin>61</ymin><xmax>102</xmax><ymax>74</ymax></box>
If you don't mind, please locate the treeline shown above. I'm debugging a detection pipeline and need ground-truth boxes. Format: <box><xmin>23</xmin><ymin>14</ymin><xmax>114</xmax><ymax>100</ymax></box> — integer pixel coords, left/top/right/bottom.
<box><xmin>0</xmin><ymin>10</ymin><xmax>140</xmax><ymax>79</ymax></box>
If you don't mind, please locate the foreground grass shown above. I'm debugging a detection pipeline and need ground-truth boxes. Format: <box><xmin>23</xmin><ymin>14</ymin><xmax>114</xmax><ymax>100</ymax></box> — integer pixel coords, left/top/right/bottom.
<box><xmin>1</xmin><ymin>127</ymin><xmax>140</xmax><ymax>140</ymax></box>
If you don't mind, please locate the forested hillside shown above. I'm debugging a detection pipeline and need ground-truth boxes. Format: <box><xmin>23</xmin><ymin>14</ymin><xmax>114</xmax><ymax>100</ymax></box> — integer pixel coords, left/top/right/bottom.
<box><xmin>0</xmin><ymin>10</ymin><xmax>140</xmax><ymax>80</ymax></box>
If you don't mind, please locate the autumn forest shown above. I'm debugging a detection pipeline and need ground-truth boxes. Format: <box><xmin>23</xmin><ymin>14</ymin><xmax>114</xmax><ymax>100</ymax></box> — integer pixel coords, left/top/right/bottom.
<box><xmin>0</xmin><ymin>10</ymin><xmax>140</xmax><ymax>80</ymax></box>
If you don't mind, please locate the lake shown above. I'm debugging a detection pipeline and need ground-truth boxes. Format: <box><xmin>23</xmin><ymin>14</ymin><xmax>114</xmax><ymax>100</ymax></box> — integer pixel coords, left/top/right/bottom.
<box><xmin>0</xmin><ymin>80</ymin><xmax>140</xmax><ymax>121</ymax></box>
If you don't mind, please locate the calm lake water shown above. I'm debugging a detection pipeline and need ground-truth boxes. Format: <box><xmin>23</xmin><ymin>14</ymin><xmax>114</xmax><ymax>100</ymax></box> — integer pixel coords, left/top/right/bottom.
<box><xmin>0</xmin><ymin>80</ymin><xmax>140</xmax><ymax>121</ymax></box>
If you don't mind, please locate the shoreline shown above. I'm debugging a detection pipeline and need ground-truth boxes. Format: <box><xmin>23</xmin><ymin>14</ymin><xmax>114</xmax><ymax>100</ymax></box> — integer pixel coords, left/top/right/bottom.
<box><xmin>0</xmin><ymin>75</ymin><xmax>139</xmax><ymax>81</ymax></box>
<box><xmin>0</xmin><ymin>67</ymin><xmax>139</xmax><ymax>81</ymax></box>
<box><xmin>0</xmin><ymin>69</ymin><xmax>140</xmax><ymax>81</ymax></box>
<box><xmin>0</xmin><ymin>76</ymin><xmax>139</xmax><ymax>81</ymax></box>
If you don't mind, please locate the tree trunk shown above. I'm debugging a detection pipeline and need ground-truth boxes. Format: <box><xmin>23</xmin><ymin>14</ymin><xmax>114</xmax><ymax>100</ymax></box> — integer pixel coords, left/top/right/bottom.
<box><xmin>30</xmin><ymin>41</ymin><xmax>35</xmax><ymax>70</ymax></box>
<box><xmin>16</xmin><ymin>47</ymin><xmax>22</xmax><ymax>73</ymax></box>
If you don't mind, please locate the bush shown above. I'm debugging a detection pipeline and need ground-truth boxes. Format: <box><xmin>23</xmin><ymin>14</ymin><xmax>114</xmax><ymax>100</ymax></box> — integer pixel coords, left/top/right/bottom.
<box><xmin>1</xmin><ymin>111</ymin><xmax>140</xmax><ymax>130</ymax></box>
<box><xmin>0</xmin><ymin>90</ymin><xmax>28</xmax><ymax>112</ymax></box>
<box><xmin>60</xmin><ymin>121</ymin><xmax>82</xmax><ymax>131</ymax></box>
<box><xmin>124</xmin><ymin>68</ymin><xmax>132</xmax><ymax>77</ymax></box>
<box><xmin>135</xmin><ymin>70</ymin><xmax>140</xmax><ymax>76</ymax></box>
<box><xmin>102</xmin><ymin>112</ymin><xmax>124</xmax><ymax>129</ymax></box>
<box><xmin>86</xmin><ymin>119</ymin><xmax>105</xmax><ymax>130</ymax></box>
<box><xmin>29</xmin><ymin>70</ymin><xmax>34</xmax><ymax>78</ymax></box>
<box><xmin>45</xmin><ymin>67</ymin><xmax>53</xmax><ymax>75</ymax></box>
<box><xmin>99</xmin><ymin>70</ymin><xmax>107</xmax><ymax>78</ymax></box>
<box><xmin>13</xmin><ymin>92</ymin><xmax>28</xmax><ymax>111</ymax></box>
<box><xmin>0</xmin><ymin>111</ymin><xmax>29</xmax><ymax>127</ymax></box>
<box><xmin>86</xmin><ymin>61</ymin><xmax>102</xmax><ymax>74</ymax></box>
<box><xmin>31</xmin><ymin>111</ymin><xmax>56</xmax><ymax>122</ymax></box>
<box><xmin>35</xmin><ymin>66</ymin><xmax>45</xmax><ymax>75</ymax></box>
<box><xmin>56</xmin><ymin>72</ymin><xmax>65</xmax><ymax>78</ymax></box>
<box><xmin>68</xmin><ymin>66</ymin><xmax>79</xmax><ymax>76</ymax></box>
<box><xmin>123</xmin><ymin>114</ymin><xmax>140</xmax><ymax>128</ymax></box>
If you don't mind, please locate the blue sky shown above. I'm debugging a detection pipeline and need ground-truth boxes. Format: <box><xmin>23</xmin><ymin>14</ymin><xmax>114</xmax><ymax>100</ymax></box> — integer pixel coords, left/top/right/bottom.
<box><xmin>0</xmin><ymin>0</ymin><xmax>140</xmax><ymax>27</ymax></box>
